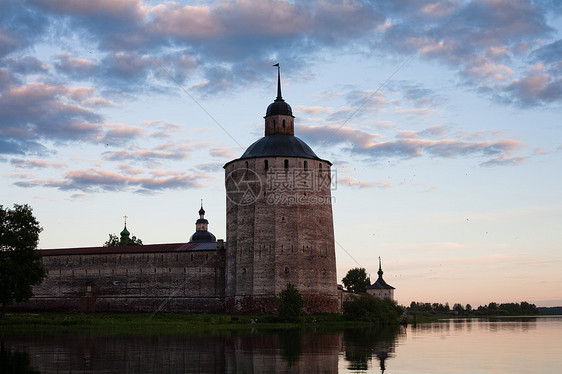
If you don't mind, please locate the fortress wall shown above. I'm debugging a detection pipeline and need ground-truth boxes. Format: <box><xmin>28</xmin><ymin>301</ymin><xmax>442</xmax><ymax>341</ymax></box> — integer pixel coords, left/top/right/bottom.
<box><xmin>14</xmin><ymin>249</ymin><xmax>226</xmax><ymax>313</ymax></box>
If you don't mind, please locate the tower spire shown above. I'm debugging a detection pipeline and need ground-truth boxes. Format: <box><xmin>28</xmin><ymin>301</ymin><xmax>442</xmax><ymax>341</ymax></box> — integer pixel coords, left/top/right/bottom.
<box><xmin>273</xmin><ymin>63</ymin><xmax>283</xmax><ymax>101</ymax></box>
<box><xmin>378</xmin><ymin>256</ymin><xmax>383</xmax><ymax>277</ymax></box>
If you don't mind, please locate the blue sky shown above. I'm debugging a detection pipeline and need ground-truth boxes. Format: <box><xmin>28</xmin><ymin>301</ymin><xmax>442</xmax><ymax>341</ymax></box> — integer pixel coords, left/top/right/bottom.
<box><xmin>1</xmin><ymin>0</ymin><xmax>561</xmax><ymax>307</ymax></box>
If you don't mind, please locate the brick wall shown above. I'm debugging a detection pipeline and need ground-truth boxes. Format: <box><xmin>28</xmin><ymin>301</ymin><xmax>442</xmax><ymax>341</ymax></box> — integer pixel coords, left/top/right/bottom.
<box><xmin>14</xmin><ymin>249</ymin><xmax>226</xmax><ymax>313</ymax></box>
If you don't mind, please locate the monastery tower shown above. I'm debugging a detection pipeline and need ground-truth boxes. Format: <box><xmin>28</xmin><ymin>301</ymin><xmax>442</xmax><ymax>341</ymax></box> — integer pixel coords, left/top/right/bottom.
<box><xmin>224</xmin><ymin>67</ymin><xmax>339</xmax><ymax>313</ymax></box>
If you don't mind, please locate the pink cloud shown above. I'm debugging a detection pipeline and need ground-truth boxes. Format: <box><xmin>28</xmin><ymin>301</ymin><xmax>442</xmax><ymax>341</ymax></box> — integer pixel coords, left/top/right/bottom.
<box><xmin>300</xmin><ymin>124</ymin><xmax>526</xmax><ymax>166</ymax></box>
<box><xmin>11</xmin><ymin>159</ymin><xmax>67</xmax><ymax>169</ymax></box>
<box><xmin>340</xmin><ymin>176</ymin><xmax>393</xmax><ymax>189</ymax></box>
<box><xmin>100</xmin><ymin>123</ymin><xmax>145</xmax><ymax>144</ymax></box>
<box><xmin>37</xmin><ymin>0</ymin><xmax>146</xmax><ymax>19</ymax></box>
<box><xmin>296</xmin><ymin>105</ymin><xmax>333</xmax><ymax>115</ymax></box>
<box><xmin>209</xmin><ymin>147</ymin><xmax>237</xmax><ymax>159</ymax></box>
<box><xmin>14</xmin><ymin>167</ymin><xmax>208</xmax><ymax>193</ymax></box>
<box><xmin>102</xmin><ymin>141</ymin><xmax>193</xmax><ymax>161</ymax></box>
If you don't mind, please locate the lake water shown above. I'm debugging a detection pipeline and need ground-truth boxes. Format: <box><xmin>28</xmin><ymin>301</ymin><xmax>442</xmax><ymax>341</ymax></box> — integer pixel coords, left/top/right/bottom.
<box><xmin>1</xmin><ymin>316</ymin><xmax>561</xmax><ymax>373</ymax></box>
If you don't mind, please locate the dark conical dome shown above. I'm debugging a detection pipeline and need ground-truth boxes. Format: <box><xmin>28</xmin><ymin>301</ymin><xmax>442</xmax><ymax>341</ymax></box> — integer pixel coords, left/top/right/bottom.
<box><xmin>266</xmin><ymin>99</ymin><xmax>293</xmax><ymax>116</ymax></box>
<box><xmin>240</xmin><ymin>133</ymin><xmax>320</xmax><ymax>159</ymax></box>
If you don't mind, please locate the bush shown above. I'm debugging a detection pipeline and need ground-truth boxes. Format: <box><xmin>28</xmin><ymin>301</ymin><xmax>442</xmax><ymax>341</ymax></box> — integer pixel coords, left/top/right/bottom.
<box><xmin>277</xmin><ymin>284</ymin><xmax>304</xmax><ymax>322</ymax></box>
<box><xmin>343</xmin><ymin>294</ymin><xmax>400</xmax><ymax>324</ymax></box>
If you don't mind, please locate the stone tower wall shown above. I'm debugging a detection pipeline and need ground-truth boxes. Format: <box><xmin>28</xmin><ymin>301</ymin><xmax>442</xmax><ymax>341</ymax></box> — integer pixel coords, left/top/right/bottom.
<box><xmin>225</xmin><ymin>156</ymin><xmax>339</xmax><ymax>313</ymax></box>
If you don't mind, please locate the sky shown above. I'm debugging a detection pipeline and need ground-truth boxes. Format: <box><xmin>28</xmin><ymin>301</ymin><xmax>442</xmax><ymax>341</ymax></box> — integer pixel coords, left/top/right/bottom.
<box><xmin>1</xmin><ymin>0</ymin><xmax>561</xmax><ymax>308</ymax></box>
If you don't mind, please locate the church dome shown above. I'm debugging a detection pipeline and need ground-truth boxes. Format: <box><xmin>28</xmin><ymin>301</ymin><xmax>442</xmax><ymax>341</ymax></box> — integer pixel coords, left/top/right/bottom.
<box><xmin>120</xmin><ymin>226</ymin><xmax>130</xmax><ymax>237</ymax></box>
<box><xmin>189</xmin><ymin>230</ymin><xmax>216</xmax><ymax>243</ymax></box>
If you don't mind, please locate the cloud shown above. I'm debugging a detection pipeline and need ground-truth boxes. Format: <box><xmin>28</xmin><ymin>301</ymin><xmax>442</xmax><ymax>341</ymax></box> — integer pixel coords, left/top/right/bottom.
<box><xmin>14</xmin><ymin>167</ymin><xmax>207</xmax><ymax>193</ymax></box>
<box><xmin>16</xmin><ymin>0</ymin><xmax>387</xmax><ymax>96</ymax></box>
<box><xmin>480</xmin><ymin>156</ymin><xmax>528</xmax><ymax>167</ymax></box>
<box><xmin>36</xmin><ymin>0</ymin><xmax>146</xmax><ymax>18</ymax></box>
<box><xmin>54</xmin><ymin>52</ymin><xmax>99</xmax><ymax>79</ymax></box>
<box><xmin>101</xmin><ymin>141</ymin><xmax>193</xmax><ymax>162</ymax></box>
<box><xmin>195</xmin><ymin>162</ymin><xmax>224</xmax><ymax>173</ymax></box>
<box><xmin>533</xmin><ymin>147</ymin><xmax>547</xmax><ymax>155</ymax></box>
<box><xmin>118</xmin><ymin>163</ymin><xmax>144</xmax><ymax>175</ymax></box>
<box><xmin>532</xmin><ymin>39</ymin><xmax>562</xmax><ymax>64</ymax></box>
<box><xmin>299</xmin><ymin>125</ymin><xmax>381</xmax><ymax>149</ymax></box>
<box><xmin>10</xmin><ymin>159</ymin><xmax>66</xmax><ymax>169</ymax></box>
<box><xmin>296</xmin><ymin>105</ymin><xmax>334</xmax><ymax>115</ymax></box>
<box><xmin>339</xmin><ymin>176</ymin><xmax>393</xmax><ymax>189</ymax></box>
<box><xmin>503</xmin><ymin>69</ymin><xmax>562</xmax><ymax>106</ymax></box>
<box><xmin>148</xmin><ymin>121</ymin><xmax>182</xmax><ymax>138</ymax></box>
<box><xmin>2</xmin><ymin>0</ymin><xmax>560</xmax><ymax>134</ymax></box>
<box><xmin>300</xmin><ymin>124</ymin><xmax>526</xmax><ymax>165</ymax></box>
<box><xmin>0</xmin><ymin>69</ymin><xmax>112</xmax><ymax>155</ymax></box>
<box><xmin>378</xmin><ymin>0</ymin><xmax>559</xmax><ymax>106</ymax></box>
<box><xmin>400</xmin><ymin>84</ymin><xmax>442</xmax><ymax>107</ymax></box>
<box><xmin>0</xmin><ymin>1</ymin><xmax>49</xmax><ymax>57</ymax></box>
<box><xmin>209</xmin><ymin>147</ymin><xmax>238</xmax><ymax>159</ymax></box>
<box><xmin>99</xmin><ymin>123</ymin><xmax>145</xmax><ymax>145</ymax></box>
<box><xmin>5</xmin><ymin>56</ymin><xmax>49</xmax><ymax>74</ymax></box>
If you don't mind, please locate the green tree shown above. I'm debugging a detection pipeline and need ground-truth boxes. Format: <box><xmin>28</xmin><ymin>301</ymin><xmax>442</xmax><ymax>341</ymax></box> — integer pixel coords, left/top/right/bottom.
<box><xmin>342</xmin><ymin>267</ymin><xmax>371</xmax><ymax>293</ymax></box>
<box><xmin>103</xmin><ymin>233</ymin><xmax>143</xmax><ymax>247</ymax></box>
<box><xmin>453</xmin><ymin>303</ymin><xmax>465</xmax><ymax>315</ymax></box>
<box><xmin>0</xmin><ymin>204</ymin><xmax>46</xmax><ymax>317</ymax></box>
<box><xmin>342</xmin><ymin>294</ymin><xmax>400</xmax><ymax>324</ymax></box>
<box><xmin>277</xmin><ymin>283</ymin><xmax>304</xmax><ymax>322</ymax></box>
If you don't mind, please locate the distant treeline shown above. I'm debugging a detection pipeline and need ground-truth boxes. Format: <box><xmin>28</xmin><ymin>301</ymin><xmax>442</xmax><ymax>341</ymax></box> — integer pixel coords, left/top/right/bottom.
<box><xmin>537</xmin><ymin>306</ymin><xmax>562</xmax><ymax>315</ymax></box>
<box><xmin>407</xmin><ymin>301</ymin><xmax>539</xmax><ymax>316</ymax></box>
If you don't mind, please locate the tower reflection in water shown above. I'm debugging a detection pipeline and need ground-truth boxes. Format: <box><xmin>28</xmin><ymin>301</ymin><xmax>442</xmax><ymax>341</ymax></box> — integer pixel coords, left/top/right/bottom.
<box><xmin>343</xmin><ymin>326</ymin><xmax>402</xmax><ymax>373</ymax></box>
<box><xmin>1</xmin><ymin>326</ymin><xmax>403</xmax><ymax>373</ymax></box>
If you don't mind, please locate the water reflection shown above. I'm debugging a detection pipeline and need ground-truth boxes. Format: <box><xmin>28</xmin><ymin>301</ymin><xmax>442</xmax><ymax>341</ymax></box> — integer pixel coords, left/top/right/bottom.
<box><xmin>343</xmin><ymin>326</ymin><xmax>401</xmax><ymax>372</ymax></box>
<box><xmin>0</xmin><ymin>343</ymin><xmax>41</xmax><ymax>374</ymax></box>
<box><xmin>1</xmin><ymin>327</ymin><xmax>400</xmax><ymax>373</ymax></box>
<box><xmin>2</xmin><ymin>317</ymin><xmax>560</xmax><ymax>373</ymax></box>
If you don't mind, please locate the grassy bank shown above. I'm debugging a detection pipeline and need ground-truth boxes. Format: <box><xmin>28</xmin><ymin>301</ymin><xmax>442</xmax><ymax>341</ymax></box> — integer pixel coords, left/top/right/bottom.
<box><xmin>0</xmin><ymin>312</ymin><xmax>376</xmax><ymax>337</ymax></box>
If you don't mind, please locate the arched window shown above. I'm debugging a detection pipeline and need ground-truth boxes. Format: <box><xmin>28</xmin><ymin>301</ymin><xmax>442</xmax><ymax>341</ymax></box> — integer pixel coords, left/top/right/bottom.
<box><xmin>273</xmin><ymin>119</ymin><xmax>276</xmax><ymax>129</ymax></box>
<box><xmin>283</xmin><ymin>119</ymin><xmax>285</xmax><ymax>128</ymax></box>
<box><xmin>264</xmin><ymin>160</ymin><xmax>268</xmax><ymax>169</ymax></box>
<box><xmin>284</xmin><ymin>159</ymin><xmax>288</xmax><ymax>169</ymax></box>
<box><xmin>304</xmin><ymin>160</ymin><xmax>308</xmax><ymax>170</ymax></box>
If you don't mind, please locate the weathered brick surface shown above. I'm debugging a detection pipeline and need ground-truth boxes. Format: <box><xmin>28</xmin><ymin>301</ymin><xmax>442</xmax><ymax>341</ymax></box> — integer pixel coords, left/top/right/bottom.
<box><xmin>225</xmin><ymin>157</ymin><xmax>339</xmax><ymax>313</ymax></box>
<box><xmin>14</xmin><ymin>250</ymin><xmax>226</xmax><ymax>312</ymax></box>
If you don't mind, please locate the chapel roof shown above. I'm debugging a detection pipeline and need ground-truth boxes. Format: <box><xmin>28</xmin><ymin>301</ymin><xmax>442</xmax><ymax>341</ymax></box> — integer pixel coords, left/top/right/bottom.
<box><xmin>367</xmin><ymin>257</ymin><xmax>395</xmax><ymax>290</ymax></box>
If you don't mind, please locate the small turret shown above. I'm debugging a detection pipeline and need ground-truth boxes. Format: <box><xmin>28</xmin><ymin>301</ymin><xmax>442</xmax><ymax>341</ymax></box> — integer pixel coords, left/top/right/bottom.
<box><xmin>189</xmin><ymin>201</ymin><xmax>216</xmax><ymax>243</ymax></box>
<box><xmin>264</xmin><ymin>64</ymin><xmax>295</xmax><ymax>136</ymax></box>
